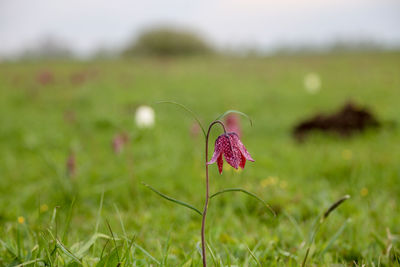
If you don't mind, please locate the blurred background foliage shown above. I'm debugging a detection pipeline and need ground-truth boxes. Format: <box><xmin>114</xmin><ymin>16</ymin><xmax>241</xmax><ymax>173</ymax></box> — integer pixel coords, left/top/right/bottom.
<box><xmin>122</xmin><ymin>27</ymin><xmax>213</xmax><ymax>57</ymax></box>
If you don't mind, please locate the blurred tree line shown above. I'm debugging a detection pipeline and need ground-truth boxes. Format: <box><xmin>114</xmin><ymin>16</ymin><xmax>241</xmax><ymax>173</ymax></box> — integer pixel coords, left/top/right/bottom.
<box><xmin>5</xmin><ymin>26</ymin><xmax>399</xmax><ymax>61</ymax></box>
<box><xmin>122</xmin><ymin>27</ymin><xmax>213</xmax><ymax>57</ymax></box>
<box><xmin>11</xmin><ymin>27</ymin><xmax>213</xmax><ymax>61</ymax></box>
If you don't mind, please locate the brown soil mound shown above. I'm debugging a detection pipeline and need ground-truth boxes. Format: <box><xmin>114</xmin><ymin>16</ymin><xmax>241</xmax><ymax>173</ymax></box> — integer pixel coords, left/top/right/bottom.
<box><xmin>293</xmin><ymin>102</ymin><xmax>380</xmax><ymax>141</ymax></box>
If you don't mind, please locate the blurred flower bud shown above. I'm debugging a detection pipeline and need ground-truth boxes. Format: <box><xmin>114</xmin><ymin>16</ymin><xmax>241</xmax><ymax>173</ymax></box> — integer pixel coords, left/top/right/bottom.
<box><xmin>37</xmin><ymin>70</ymin><xmax>54</xmax><ymax>86</ymax></box>
<box><xmin>225</xmin><ymin>113</ymin><xmax>241</xmax><ymax>137</ymax></box>
<box><xmin>66</xmin><ymin>152</ymin><xmax>76</xmax><ymax>177</ymax></box>
<box><xmin>135</xmin><ymin>105</ymin><xmax>155</xmax><ymax>128</ymax></box>
<box><xmin>304</xmin><ymin>72</ymin><xmax>321</xmax><ymax>94</ymax></box>
<box><xmin>112</xmin><ymin>133</ymin><xmax>129</xmax><ymax>154</ymax></box>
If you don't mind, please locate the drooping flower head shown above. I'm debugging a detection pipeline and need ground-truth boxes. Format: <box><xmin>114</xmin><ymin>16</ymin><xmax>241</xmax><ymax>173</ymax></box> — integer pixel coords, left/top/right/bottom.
<box><xmin>207</xmin><ymin>132</ymin><xmax>254</xmax><ymax>174</ymax></box>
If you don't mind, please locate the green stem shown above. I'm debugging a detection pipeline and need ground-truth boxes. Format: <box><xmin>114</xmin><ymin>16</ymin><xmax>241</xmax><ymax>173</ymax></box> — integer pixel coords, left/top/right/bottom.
<box><xmin>201</xmin><ymin>120</ymin><xmax>226</xmax><ymax>267</ymax></box>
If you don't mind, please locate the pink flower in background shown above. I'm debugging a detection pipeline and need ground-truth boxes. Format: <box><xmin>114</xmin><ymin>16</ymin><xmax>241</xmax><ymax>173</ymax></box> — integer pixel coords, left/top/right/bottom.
<box><xmin>190</xmin><ymin>122</ymin><xmax>201</xmax><ymax>138</ymax></box>
<box><xmin>66</xmin><ymin>152</ymin><xmax>76</xmax><ymax>177</ymax></box>
<box><xmin>36</xmin><ymin>70</ymin><xmax>54</xmax><ymax>85</ymax></box>
<box><xmin>69</xmin><ymin>68</ymin><xmax>99</xmax><ymax>85</ymax></box>
<box><xmin>63</xmin><ymin>110</ymin><xmax>76</xmax><ymax>124</ymax></box>
<box><xmin>112</xmin><ymin>133</ymin><xmax>129</xmax><ymax>154</ymax></box>
<box><xmin>207</xmin><ymin>132</ymin><xmax>254</xmax><ymax>174</ymax></box>
<box><xmin>70</xmin><ymin>71</ymin><xmax>87</xmax><ymax>85</ymax></box>
<box><xmin>225</xmin><ymin>113</ymin><xmax>241</xmax><ymax>137</ymax></box>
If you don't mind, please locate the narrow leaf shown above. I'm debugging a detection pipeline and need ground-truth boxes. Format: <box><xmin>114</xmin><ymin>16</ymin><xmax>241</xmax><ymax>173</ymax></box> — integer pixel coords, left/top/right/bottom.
<box><xmin>105</xmin><ymin>220</ymin><xmax>120</xmax><ymax>263</ymax></box>
<box><xmin>283</xmin><ymin>211</ymin><xmax>304</xmax><ymax>239</ymax></box>
<box><xmin>142</xmin><ymin>182</ymin><xmax>202</xmax><ymax>216</ymax></box>
<box><xmin>319</xmin><ymin>218</ymin><xmax>350</xmax><ymax>256</ymax></box>
<box><xmin>133</xmin><ymin>243</ymin><xmax>160</xmax><ymax>264</ymax></box>
<box><xmin>322</xmin><ymin>194</ymin><xmax>350</xmax><ymax>221</ymax></box>
<box><xmin>56</xmin><ymin>240</ymin><xmax>82</xmax><ymax>265</ymax></box>
<box><xmin>47</xmin><ymin>230</ymin><xmax>82</xmax><ymax>265</ymax></box>
<box><xmin>73</xmin><ymin>233</ymin><xmax>114</xmax><ymax>258</ymax></box>
<box><xmin>95</xmin><ymin>191</ymin><xmax>104</xmax><ymax>234</ymax></box>
<box><xmin>210</xmin><ymin>188</ymin><xmax>276</xmax><ymax>216</ymax></box>
<box><xmin>157</xmin><ymin>101</ymin><xmax>206</xmax><ymax>137</ymax></box>
<box><xmin>182</xmin><ymin>258</ymin><xmax>192</xmax><ymax>267</ymax></box>
<box><xmin>246</xmin><ymin>245</ymin><xmax>262</xmax><ymax>267</ymax></box>
<box><xmin>206</xmin><ymin>243</ymin><xmax>219</xmax><ymax>267</ymax></box>
<box><xmin>161</xmin><ymin>230</ymin><xmax>171</xmax><ymax>266</ymax></box>
<box><xmin>302</xmin><ymin>195</ymin><xmax>351</xmax><ymax>267</ymax></box>
<box><xmin>62</xmin><ymin>197</ymin><xmax>75</xmax><ymax>242</ymax></box>
<box><xmin>121</xmin><ymin>235</ymin><xmax>136</xmax><ymax>263</ymax></box>
<box><xmin>301</xmin><ymin>247</ymin><xmax>310</xmax><ymax>267</ymax></box>
<box><xmin>11</xmin><ymin>258</ymin><xmax>44</xmax><ymax>267</ymax></box>
<box><xmin>215</xmin><ymin>110</ymin><xmax>253</xmax><ymax>127</ymax></box>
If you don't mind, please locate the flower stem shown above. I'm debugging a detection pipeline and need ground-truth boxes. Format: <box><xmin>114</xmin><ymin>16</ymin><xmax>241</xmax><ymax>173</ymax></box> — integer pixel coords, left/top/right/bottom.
<box><xmin>201</xmin><ymin>120</ymin><xmax>226</xmax><ymax>267</ymax></box>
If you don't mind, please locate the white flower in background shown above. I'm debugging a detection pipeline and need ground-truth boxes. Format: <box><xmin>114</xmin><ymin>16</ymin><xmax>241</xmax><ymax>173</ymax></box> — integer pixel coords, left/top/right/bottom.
<box><xmin>135</xmin><ymin>105</ymin><xmax>155</xmax><ymax>128</ymax></box>
<box><xmin>304</xmin><ymin>72</ymin><xmax>321</xmax><ymax>94</ymax></box>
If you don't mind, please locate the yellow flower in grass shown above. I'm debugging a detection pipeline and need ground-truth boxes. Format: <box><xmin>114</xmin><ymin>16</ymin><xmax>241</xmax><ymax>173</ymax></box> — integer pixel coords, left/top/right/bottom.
<box><xmin>40</xmin><ymin>204</ymin><xmax>49</xmax><ymax>213</ymax></box>
<box><xmin>219</xmin><ymin>233</ymin><xmax>235</xmax><ymax>244</ymax></box>
<box><xmin>360</xmin><ymin>187</ymin><xmax>368</xmax><ymax>197</ymax></box>
<box><xmin>280</xmin><ymin>180</ymin><xmax>288</xmax><ymax>189</ymax></box>
<box><xmin>18</xmin><ymin>216</ymin><xmax>25</xmax><ymax>224</ymax></box>
<box><xmin>261</xmin><ymin>176</ymin><xmax>278</xmax><ymax>188</ymax></box>
<box><xmin>260</xmin><ymin>179</ymin><xmax>269</xmax><ymax>187</ymax></box>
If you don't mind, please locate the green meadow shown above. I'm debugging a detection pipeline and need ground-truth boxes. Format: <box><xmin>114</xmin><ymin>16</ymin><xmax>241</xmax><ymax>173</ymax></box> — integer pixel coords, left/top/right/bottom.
<box><xmin>0</xmin><ymin>52</ymin><xmax>399</xmax><ymax>266</ymax></box>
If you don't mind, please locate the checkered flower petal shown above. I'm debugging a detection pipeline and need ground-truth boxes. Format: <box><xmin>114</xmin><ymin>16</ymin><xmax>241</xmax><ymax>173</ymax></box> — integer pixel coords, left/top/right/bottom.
<box><xmin>207</xmin><ymin>132</ymin><xmax>254</xmax><ymax>174</ymax></box>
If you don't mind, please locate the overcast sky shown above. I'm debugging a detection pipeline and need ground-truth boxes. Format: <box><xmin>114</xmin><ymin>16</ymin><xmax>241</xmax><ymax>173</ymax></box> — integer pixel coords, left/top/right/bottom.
<box><xmin>1</xmin><ymin>0</ymin><xmax>399</xmax><ymax>57</ymax></box>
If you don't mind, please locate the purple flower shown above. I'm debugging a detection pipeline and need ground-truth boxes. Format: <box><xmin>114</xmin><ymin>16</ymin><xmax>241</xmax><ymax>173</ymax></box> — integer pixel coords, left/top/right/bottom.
<box><xmin>66</xmin><ymin>152</ymin><xmax>76</xmax><ymax>177</ymax></box>
<box><xmin>112</xmin><ymin>133</ymin><xmax>129</xmax><ymax>154</ymax></box>
<box><xmin>207</xmin><ymin>132</ymin><xmax>254</xmax><ymax>174</ymax></box>
<box><xmin>36</xmin><ymin>70</ymin><xmax>54</xmax><ymax>86</ymax></box>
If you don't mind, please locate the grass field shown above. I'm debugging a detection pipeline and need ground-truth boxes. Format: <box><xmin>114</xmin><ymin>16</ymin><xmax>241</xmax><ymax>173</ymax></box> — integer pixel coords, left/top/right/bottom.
<box><xmin>0</xmin><ymin>52</ymin><xmax>400</xmax><ymax>266</ymax></box>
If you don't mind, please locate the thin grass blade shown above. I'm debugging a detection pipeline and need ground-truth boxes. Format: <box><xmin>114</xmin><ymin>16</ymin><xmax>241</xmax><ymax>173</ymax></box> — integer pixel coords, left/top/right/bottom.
<box><xmin>74</xmin><ymin>233</ymin><xmax>114</xmax><ymax>258</ymax></box>
<box><xmin>133</xmin><ymin>243</ymin><xmax>160</xmax><ymax>264</ymax></box>
<box><xmin>247</xmin><ymin>245</ymin><xmax>262</xmax><ymax>267</ymax></box>
<box><xmin>322</xmin><ymin>195</ymin><xmax>350</xmax><ymax>221</ymax></box>
<box><xmin>206</xmin><ymin>243</ymin><xmax>219</xmax><ymax>267</ymax></box>
<box><xmin>142</xmin><ymin>182</ymin><xmax>202</xmax><ymax>216</ymax></box>
<box><xmin>215</xmin><ymin>110</ymin><xmax>253</xmax><ymax>127</ymax></box>
<box><xmin>301</xmin><ymin>195</ymin><xmax>351</xmax><ymax>267</ymax></box>
<box><xmin>283</xmin><ymin>211</ymin><xmax>305</xmax><ymax>239</ymax></box>
<box><xmin>62</xmin><ymin>197</ymin><xmax>75</xmax><ymax>242</ymax></box>
<box><xmin>11</xmin><ymin>258</ymin><xmax>44</xmax><ymax>267</ymax></box>
<box><xmin>157</xmin><ymin>101</ymin><xmax>206</xmax><ymax>137</ymax></box>
<box><xmin>210</xmin><ymin>188</ymin><xmax>276</xmax><ymax>216</ymax></box>
<box><xmin>47</xmin><ymin>230</ymin><xmax>82</xmax><ymax>265</ymax></box>
<box><xmin>121</xmin><ymin>235</ymin><xmax>136</xmax><ymax>263</ymax></box>
<box><xmin>95</xmin><ymin>191</ymin><xmax>104</xmax><ymax>234</ymax></box>
<box><xmin>319</xmin><ymin>218</ymin><xmax>350</xmax><ymax>257</ymax></box>
<box><xmin>105</xmin><ymin>220</ymin><xmax>120</xmax><ymax>263</ymax></box>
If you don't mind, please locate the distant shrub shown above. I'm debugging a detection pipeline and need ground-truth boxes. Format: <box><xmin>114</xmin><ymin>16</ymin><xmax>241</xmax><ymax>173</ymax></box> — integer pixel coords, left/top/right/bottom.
<box><xmin>123</xmin><ymin>27</ymin><xmax>213</xmax><ymax>57</ymax></box>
